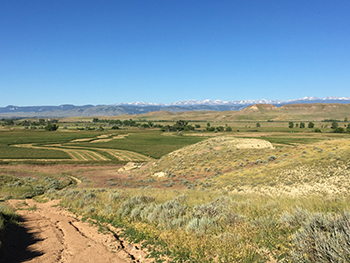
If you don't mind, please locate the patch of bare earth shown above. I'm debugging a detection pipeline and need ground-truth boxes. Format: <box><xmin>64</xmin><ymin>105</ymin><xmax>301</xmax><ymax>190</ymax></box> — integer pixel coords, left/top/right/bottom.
<box><xmin>1</xmin><ymin>199</ymin><xmax>150</xmax><ymax>263</ymax></box>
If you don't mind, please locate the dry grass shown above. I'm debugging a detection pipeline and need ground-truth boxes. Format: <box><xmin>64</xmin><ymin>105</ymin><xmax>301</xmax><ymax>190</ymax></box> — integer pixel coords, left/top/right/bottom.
<box><xmin>4</xmin><ymin>134</ymin><xmax>350</xmax><ymax>262</ymax></box>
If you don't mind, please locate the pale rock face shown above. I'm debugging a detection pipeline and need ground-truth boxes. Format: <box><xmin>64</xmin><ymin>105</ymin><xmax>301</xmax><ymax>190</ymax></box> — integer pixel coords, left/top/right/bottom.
<box><xmin>152</xmin><ymin>172</ymin><xmax>165</xmax><ymax>177</ymax></box>
<box><xmin>118</xmin><ymin>162</ymin><xmax>140</xmax><ymax>172</ymax></box>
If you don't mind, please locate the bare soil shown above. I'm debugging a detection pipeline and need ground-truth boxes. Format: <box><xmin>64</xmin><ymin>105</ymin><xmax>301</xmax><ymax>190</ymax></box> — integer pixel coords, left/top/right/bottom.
<box><xmin>1</xmin><ymin>199</ymin><xmax>150</xmax><ymax>263</ymax></box>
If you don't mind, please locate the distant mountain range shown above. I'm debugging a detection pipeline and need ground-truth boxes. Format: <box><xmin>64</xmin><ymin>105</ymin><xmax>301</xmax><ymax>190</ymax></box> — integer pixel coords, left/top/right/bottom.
<box><xmin>1</xmin><ymin>96</ymin><xmax>350</xmax><ymax>118</ymax></box>
<box><xmin>114</xmin><ymin>96</ymin><xmax>350</xmax><ymax>107</ymax></box>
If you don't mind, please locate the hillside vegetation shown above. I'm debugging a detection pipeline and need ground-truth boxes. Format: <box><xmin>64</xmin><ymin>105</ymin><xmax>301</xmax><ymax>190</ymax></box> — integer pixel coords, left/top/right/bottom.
<box><xmin>41</xmin><ymin>135</ymin><xmax>350</xmax><ymax>262</ymax></box>
<box><xmin>1</xmin><ymin>111</ymin><xmax>350</xmax><ymax>262</ymax></box>
<box><xmin>114</xmin><ymin>103</ymin><xmax>350</xmax><ymax>122</ymax></box>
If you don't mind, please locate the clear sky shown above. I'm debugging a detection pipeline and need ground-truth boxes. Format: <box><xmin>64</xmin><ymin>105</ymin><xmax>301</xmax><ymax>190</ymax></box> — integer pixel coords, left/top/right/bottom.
<box><xmin>1</xmin><ymin>0</ymin><xmax>349</xmax><ymax>106</ymax></box>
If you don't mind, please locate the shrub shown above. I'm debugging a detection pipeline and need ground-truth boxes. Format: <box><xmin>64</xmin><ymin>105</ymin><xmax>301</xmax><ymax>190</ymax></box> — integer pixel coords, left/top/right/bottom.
<box><xmin>118</xmin><ymin>195</ymin><xmax>155</xmax><ymax>218</ymax></box>
<box><xmin>333</xmin><ymin>127</ymin><xmax>345</xmax><ymax>133</ymax></box>
<box><xmin>290</xmin><ymin>211</ymin><xmax>350</xmax><ymax>262</ymax></box>
<box><xmin>185</xmin><ymin>217</ymin><xmax>216</xmax><ymax>235</ymax></box>
<box><xmin>45</xmin><ymin>123</ymin><xmax>59</xmax><ymax>131</ymax></box>
<box><xmin>308</xmin><ymin>122</ymin><xmax>315</xmax><ymax>128</ymax></box>
<box><xmin>268</xmin><ymin>155</ymin><xmax>277</xmax><ymax>162</ymax></box>
<box><xmin>279</xmin><ymin>206</ymin><xmax>310</xmax><ymax>227</ymax></box>
<box><xmin>0</xmin><ymin>204</ymin><xmax>18</xmax><ymax>243</ymax></box>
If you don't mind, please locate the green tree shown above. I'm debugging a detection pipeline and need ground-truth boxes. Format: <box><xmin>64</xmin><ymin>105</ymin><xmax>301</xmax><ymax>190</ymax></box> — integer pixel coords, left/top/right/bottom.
<box><xmin>92</xmin><ymin>118</ymin><xmax>99</xmax><ymax>123</ymax></box>
<box><xmin>175</xmin><ymin>120</ymin><xmax>187</xmax><ymax>127</ymax></box>
<box><xmin>347</xmin><ymin>124</ymin><xmax>350</xmax><ymax>132</ymax></box>
<box><xmin>206</xmin><ymin>126</ymin><xmax>215</xmax><ymax>132</ymax></box>
<box><xmin>333</xmin><ymin>127</ymin><xmax>345</xmax><ymax>133</ymax></box>
<box><xmin>141</xmin><ymin>123</ymin><xmax>150</xmax><ymax>128</ymax></box>
<box><xmin>300</xmin><ymin>122</ymin><xmax>305</xmax><ymax>128</ymax></box>
<box><xmin>4</xmin><ymin>119</ymin><xmax>14</xmax><ymax>125</ymax></box>
<box><xmin>331</xmin><ymin>121</ymin><xmax>339</xmax><ymax>129</ymax></box>
<box><xmin>289</xmin><ymin>122</ymin><xmax>294</xmax><ymax>128</ymax></box>
<box><xmin>256</xmin><ymin>122</ymin><xmax>260</xmax><ymax>127</ymax></box>
<box><xmin>45</xmin><ymin>123</ymin><xmax>59</xmax><ymax>131</ymax></box>
<box><xmin>226</xmin><ymin>126</ymin><xmax>232</xmax><ymax>131</ymax></box>
<box><xmin>207</xmin><ymin>122</ymin><xmax>210</xmax><ymax>127</ymax></box>
<box><xmin>308</xmin><ymin>122</ymin><xmax>315</xmax><ymax>128</ymax></box>
<box><xmin>345</xmin><ymin>117</ymin><xmax>348</xmax><ymax>122</ymax></box>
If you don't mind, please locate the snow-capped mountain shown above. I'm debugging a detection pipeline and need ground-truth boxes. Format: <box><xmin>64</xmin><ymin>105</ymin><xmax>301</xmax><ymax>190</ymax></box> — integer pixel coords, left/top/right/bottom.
<box><xmin>114</xmin><ymin>97</ymin><xmax>350</xmax><ymax>107</ymax></box>
<box><xmin>2</xmin><ymin>96</ymin><xmax>350</xmax><ymax>118</ymax></box>
<box><xmin>114</xmin><ymin>101</ymin><xmax>166</xmax><ymax>106</ymax></box>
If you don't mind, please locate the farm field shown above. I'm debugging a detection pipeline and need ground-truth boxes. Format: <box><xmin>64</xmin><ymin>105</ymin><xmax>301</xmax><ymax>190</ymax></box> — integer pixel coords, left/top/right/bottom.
<box><xmin>0</xmin><ymin>128</ymin><xmax>207</xmax><ymax>162</ymax></box>
<box><xmin>1</xmin><ymin>117</ymin><xmax>350</xmax><ymax>262</ymax></box>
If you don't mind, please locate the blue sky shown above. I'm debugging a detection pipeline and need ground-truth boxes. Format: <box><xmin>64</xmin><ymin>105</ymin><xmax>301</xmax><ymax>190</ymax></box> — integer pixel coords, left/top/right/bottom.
<box><xmin>1</xmin><ymin>0</ymin><xmax>349</xmax><ymax>106</ymax></box>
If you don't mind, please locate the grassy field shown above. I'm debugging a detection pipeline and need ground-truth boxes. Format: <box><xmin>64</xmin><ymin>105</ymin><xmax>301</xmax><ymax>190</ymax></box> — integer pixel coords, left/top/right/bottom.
<box><xmin>1</xmin><ymin>118</ymin><xmax>350</xmax><ymax>262</ymax></box>
<box><xmin>67</xmin><ymin>130</ymin><xmax>207</xmax><ymax>158</ymax></box>
<box><xmin>0</xmin><ymin>129</ymin><xmax>208</xmax><ymax>162</ymax></box>
<box><xmin>1</xmin><ymin>119</ymin><xmax>348</xmax><ymax>162</ymax></box>
<box><xmin>0</xmin><ymin>130</ymin><xmax>102</xmax><ymax>160</ymax></box>
<box><xmin>38</xmin><ymin>135</ymin><xmax>350</xmax><ymax>262</ymax></box>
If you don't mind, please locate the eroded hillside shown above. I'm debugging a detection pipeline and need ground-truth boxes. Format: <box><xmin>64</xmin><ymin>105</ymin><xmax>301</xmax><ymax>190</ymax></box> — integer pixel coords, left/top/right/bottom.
<box><xmin>140</xmin><ymin>136</ymin><xmax>350</xmax><ymax>196</ymax></box>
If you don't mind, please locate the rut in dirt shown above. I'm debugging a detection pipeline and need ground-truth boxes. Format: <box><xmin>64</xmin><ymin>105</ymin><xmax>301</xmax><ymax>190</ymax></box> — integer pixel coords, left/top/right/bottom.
<box><xmin>0</xmin><ymin>199</ymin><xmax>147</xmax><ymax>263</ymax></box>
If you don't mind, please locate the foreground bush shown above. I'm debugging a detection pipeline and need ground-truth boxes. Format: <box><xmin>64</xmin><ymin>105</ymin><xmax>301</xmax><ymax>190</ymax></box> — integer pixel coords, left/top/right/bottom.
<box><xmin>288</xmin><ymin>210</ymin><xmax>350</xmax><ymax>262</ymax></box>
<box><xmin>48</xmin><ymin>187</ymin><xmax>350</xmax><ymax>262</ymax></box>
<box><xmin>0</xmin><ymin>203</ymin><xmax>18</xmax><ymax>248</ymax></box>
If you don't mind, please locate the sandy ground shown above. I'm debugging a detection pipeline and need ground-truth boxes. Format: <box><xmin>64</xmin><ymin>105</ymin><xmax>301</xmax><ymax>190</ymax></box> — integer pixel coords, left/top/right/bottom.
<box><xmin>1</xmin><ymin>199</ymin><xmax>148</xmax><ymax>263</ymax></box>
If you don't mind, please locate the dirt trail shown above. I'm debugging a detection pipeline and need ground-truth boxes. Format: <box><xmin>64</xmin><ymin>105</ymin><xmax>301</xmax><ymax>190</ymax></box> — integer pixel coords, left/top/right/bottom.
<box><xmin>1</xmin><ymin>199</ymin><xmax>148</xmax><ymax>263</ymax></box>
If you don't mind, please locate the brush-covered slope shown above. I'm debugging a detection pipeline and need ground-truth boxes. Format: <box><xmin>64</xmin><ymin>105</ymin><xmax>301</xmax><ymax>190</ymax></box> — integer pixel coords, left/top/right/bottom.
<box><xmin>140</xmin><ymin>136</ymin><xmax>350</xmax><ymax>196</ymax></box>
<box><xmin>117</xmin><ymin>103</ymin><xmax>350</xmax><ymax>122</ymax></box>
<box><xmin>229</xmin><ymin>103</ymin><xmax>350</xmax><ymax>121</ymax></box>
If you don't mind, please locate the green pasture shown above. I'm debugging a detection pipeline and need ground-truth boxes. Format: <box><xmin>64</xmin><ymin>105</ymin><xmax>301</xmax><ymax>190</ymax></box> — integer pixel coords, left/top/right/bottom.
<box><xmin>1</xmin><ymin>123</ymin><xmax>349</xmax><ymax>161</ymax></box>
<box><xmin>0</xmin><ymin>129</ymin><xmax>208</xmax><ymax>161</ymax></box>
<box><xmin>0</xmin><ymin>130</ymin><xmax>104</xmax><ymax>160</ymax></box>
<box><xmin>66</xmin><ymin>130</ymin><xmax>208</xmax><ymax>159</ymax></box>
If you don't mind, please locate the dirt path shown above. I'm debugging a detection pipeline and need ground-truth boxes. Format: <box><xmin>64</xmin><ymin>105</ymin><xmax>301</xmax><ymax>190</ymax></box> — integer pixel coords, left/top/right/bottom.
<box><xmin>1</xmin><ymin>199</ymin><xmax>148</xmax><ymax>263</ymax></box>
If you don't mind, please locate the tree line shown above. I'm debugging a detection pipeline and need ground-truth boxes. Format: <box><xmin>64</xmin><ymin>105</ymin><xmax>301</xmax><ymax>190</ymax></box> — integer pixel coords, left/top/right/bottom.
<box><xmin>288</xmin><ymin>121</ymin><xmax>350</xmax><ymax>133</ymax></box>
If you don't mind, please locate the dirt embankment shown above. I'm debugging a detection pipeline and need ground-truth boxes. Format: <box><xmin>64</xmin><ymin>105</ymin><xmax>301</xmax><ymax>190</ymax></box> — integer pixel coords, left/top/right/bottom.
<box><xmin>1</xmin><ymin>199</ymin><xmax>149</xmax><ymax>263</ymax></box>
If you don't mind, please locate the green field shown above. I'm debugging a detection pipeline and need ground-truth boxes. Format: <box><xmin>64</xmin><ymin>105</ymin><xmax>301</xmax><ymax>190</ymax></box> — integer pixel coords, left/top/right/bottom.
<box><xmin>66</xmin><ymin>130</ymin><xmax>207</xmax><ymax>158</ymax></box>
<box><xmin>0</xmin><ymin>129</ymin><xmax>208</xmax><ymax>162</ymax></box>
<box><xmin>0</xmin><ymin>130</ymin><xmax>103</xmax><ymax>160</ymax></box>
<box><xmin>1</xmin><ymin>122</ymin><xmax>350</xmax><ymax>162</ymax></box>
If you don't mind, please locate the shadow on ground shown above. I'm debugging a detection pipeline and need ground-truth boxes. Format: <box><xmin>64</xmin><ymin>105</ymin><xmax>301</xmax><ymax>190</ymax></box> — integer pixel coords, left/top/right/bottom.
<box><xmin>0</xmin><ymin>215</ymin><xmax>43</xmax><ymax>263</ymax></box>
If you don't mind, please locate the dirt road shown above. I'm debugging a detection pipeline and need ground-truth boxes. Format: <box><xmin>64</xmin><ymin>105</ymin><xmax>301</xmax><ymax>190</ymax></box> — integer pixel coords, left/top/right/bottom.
<box><xmin>1</xmin><ymin>199</ymin><xmax>147</xmax><ymax>263</ymax></box>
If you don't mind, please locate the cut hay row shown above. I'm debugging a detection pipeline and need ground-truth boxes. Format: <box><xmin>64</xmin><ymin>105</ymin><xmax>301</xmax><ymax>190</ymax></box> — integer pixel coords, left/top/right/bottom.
<box><xmin>58</xmin><ymin>145</ymin><xmax>152</xmax><ymax>162</ymax></box>
<box><xmin>87</xmin><ymin>150</ymin><xmax>109</xmax><ymax>161</ymax></box>
<box><xmin>76</xmin><ymin>150</ymin><xmax>96</xmax><ymax>161</ymax></box>
<box><xmin>103</xmin><ymin>150</ymin><xmax>133</xmax><ymax>161</ymax></box>
<box><xmin>80</xmin><ymin>150</ymin><xmax>108</xmax><ymax>161</ymax></box>
<box><xmin>8</xmin><ymin>143</ymin><xmax>151</xmax><ymax>162</ymax></box>
<box><xmin>103</xmin><ymin>149</ymin><xmax>153</xmax><ymax>161</ymax></box>
<box><xmin>120</xmin><ymin>150</ymin><xmax>153</xmax><ymax>161</ymax></box>
<box><xmin>68</xmin><ymin>150</ymin><xmax>88</xmax><ymax>161</ymax></box>
<box><xmin>64</xmin><ymin>151</ymin><xmax>79</xmax><ymax>160</ymax></box>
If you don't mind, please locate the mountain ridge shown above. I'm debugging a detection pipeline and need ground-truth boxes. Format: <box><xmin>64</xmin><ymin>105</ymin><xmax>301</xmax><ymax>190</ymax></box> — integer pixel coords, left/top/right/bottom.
<box><xmin>1</xmin><ymin>96</ymin><xmax>350</xmax><ymax>118</ymax></box>
<box><xmin>114</xmin><ymin>96</ymin><xmax>350</xmax><ymax>107</ymax></box>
